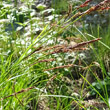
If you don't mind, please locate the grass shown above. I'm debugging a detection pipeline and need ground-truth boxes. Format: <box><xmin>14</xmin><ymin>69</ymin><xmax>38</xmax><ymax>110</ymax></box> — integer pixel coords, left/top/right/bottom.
<box><xmin>0</xmin><ymin>0</ymin><xmax>110</xmax><ymax>109</ymax></box>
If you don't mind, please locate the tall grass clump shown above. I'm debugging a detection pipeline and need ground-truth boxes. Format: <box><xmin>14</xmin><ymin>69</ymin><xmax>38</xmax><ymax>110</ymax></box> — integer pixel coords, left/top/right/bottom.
<box><xmin>0</xmin><ymin>0</ymin><xmax>110</xmax><ymax>109</ymax></box>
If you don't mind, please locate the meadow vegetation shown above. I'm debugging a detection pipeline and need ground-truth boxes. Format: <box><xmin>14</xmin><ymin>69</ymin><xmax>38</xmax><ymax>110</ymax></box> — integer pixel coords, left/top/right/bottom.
<box><xmin>0</xmin><ymin>0</ymin><xmax>110</xmax><ymax>109</ymax></box>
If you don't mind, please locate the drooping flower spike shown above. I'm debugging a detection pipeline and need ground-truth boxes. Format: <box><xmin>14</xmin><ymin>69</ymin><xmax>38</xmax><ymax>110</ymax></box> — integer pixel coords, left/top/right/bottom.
<box><xmin>77</xmin><ymin>0</ymin><xmax>92</xmax><ymax>9</ymax></box>
<box><xmin>77</xmin><ymin>0</ymin><xmax>110</xmax><ymax>12</ymax></box>
<box><xmin>76</xmin><ymin>0</ymin><xmax>110</xmax><ymax>17</ymax></box>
